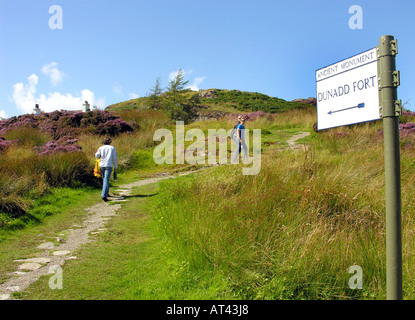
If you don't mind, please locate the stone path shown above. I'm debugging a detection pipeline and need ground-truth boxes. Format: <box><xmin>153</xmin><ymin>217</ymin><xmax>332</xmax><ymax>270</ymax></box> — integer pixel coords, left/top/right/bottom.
<box><xmin>0</xmin><ymin>170</ymin><xmax>197</xmax><ymax>300</ymax></box>
<box><xmin>286</xmin><ymin>131</ymin><xmax>310</xmax><ymax>150</ymax></box>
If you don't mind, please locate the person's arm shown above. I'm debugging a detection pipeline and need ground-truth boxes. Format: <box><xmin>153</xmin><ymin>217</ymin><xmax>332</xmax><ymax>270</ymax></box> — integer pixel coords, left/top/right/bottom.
<box><xmin>95</xmin><ymin>147</ymin><xmax>101</xmax><ymax>159</ymax></box>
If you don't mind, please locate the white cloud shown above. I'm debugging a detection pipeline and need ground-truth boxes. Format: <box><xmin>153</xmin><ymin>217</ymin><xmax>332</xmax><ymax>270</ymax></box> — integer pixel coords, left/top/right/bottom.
<box><xmin>12</xmin><ymin>74</ymin><xmax>39</xmax><ymax>113</ymax></box>
<box><xmin>12</xmin><ymin>73</ymin><xmax>105</xmax><ymax>114</ymax></box>
<box><xmin>0</xmin><ymin>110</ymin><xmax>7</xmax><ymax>119</ymax></box>
<box><xmin>129</xmin><ymin>93</ymin><xmax>139</xmax><ymax>99</ymax></box>
<box><xmin>187</xmin><ymin>76</ymin><xmax>206</xmax><ymax>91</ymax></box>
<box><xmin>41</xmin><ymin>62</ymin><xmax>66</xmax><ymax>86</ymax></box>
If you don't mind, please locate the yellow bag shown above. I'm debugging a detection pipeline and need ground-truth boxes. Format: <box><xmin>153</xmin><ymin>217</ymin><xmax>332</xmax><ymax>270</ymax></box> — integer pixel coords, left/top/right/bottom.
<box><xmin>93</xmin><ymin>159</ymin><xmax>101</xmax><ymax>178</ymax></box>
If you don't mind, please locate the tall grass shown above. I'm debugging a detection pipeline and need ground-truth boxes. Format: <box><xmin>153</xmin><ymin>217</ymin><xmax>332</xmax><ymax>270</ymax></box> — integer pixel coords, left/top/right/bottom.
<box><xmin>77</xmin><ymin>109</ymin><xmax>173</xmax><ymax>172</ymax></box>
<box><xmin>4</xmin><ymin>127</ymin><xmax>51</xmax><ymax>147</ymax></box>
<box><xmin>150</xmin><ymin>112</ymin><xmax>415</xmax><ymax>299</ymax></box>
<box><xmin>268</xmin><ymin>107</ymin><xmax>316</xmax><ymax>130</ymax></box>
<box><xmin>0</xmin><ymin>128</ymin><xmax>94</xmax><ymax>228</ymax></box>
<box><xmin>0</xmin><ymin>108</ymin><xmax>171</xmax><ymax>229</ymax></box>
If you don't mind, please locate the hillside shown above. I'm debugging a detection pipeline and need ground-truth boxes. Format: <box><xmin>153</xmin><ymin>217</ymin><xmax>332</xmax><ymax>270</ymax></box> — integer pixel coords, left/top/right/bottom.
<box><xmin>106</xmin><ymin>88</ymin><xmax>316</xmax><ymax>119</ymax></box>
<box><xmin>1</xmin><ymin>97</ymin><xmax>415</xmax><ymax>300</ymax></box>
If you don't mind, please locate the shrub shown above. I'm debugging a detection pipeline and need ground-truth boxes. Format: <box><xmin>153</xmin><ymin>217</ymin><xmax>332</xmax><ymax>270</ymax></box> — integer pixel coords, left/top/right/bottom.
<box><xmin>0</xmin><ymin>137</ymin><xmax>13</xmax><ymax>153</ymax></box>
<box><xmin>377</xmin><ymin>119</ymin><xmax>415</xmax><ymax>153</ymax></box>
<box><xmin>0</xmin><ymin>194</ymin><xmax>28</xmax><ymax>219</ymax></box>
<box><xmin>36</xmin><ymin>135</ymin><xmax>82</xmax><ymax>156</ymax></box>
<box><xmin>4</xmin><ymin>127</ymin><xmax>52</xmax><ymax>147</ymax></box>
<box><xmin>400</xmin><ymin>122</ymin><xmax>415</xmax><ymax>136</ymax></box>
<box><xmin>0</xmin><ymin>142</ymin><xmax>96</xmax><ymax>226</ymax></box>
<box><xmin>400</xmin><ymin>111</ymin><xmax>415</xmax><ymax>124</ymax></box>
<box><xmin>0</xmin><ymin>172</ymin><xmax>32</xmax><ymax>219</ymax></box>
<box><xmin>0</xmin><ymin>109</ymin><xmax>137</xmax><ymax>228</ymax></box>
<box><xmin>0</xmin><ymin>109</ymin><xmax>134</xmax><ymax>139</ymax></box>
<box><xmin>96</xmin><ymin>118</ymin><xmax>134</xmax><ymax>136</ymax></box>
<box><xmin>32</xmin><ymin>152</ymin><xmax>94</xmax><ymax>187</ymax></box>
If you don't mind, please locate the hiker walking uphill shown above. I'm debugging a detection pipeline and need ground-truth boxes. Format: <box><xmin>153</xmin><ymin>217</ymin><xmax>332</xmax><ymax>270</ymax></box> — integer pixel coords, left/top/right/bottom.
<box><xmin>231</xmin><ymin>115</ymin><xmax>242</xmax><ymax>143</ymax></box>
<box><xmin>95</xmin><ymin>137</ymin><xmax>118</xmax><ymax>202</ymax></box>
<box><xmin>231</xmin><ymin>116</ymin><xmax>248</xmax><ymax>164</ymax></box>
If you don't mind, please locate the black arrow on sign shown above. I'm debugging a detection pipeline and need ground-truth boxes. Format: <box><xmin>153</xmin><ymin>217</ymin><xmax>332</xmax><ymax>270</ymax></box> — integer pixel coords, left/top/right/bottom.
<box><xmin>328</xmin><ymin>103</ymin><xmax>365</xmax><ymax>115</ymax></box>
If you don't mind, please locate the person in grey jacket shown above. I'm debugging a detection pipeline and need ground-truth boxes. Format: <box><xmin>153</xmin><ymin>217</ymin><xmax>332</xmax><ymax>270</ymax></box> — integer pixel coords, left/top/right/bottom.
<box><xmin>95</xmin><ymin>137</ymin><xmax>118</xmax><ymax>201</ymax></box>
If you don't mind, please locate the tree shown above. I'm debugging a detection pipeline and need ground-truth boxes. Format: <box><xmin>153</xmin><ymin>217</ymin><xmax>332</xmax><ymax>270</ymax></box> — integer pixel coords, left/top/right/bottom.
<box><xmin>165</xmin><ymin>69</ymin><xmax>189</xmax><ymax>105</ymax></box>
<box><xmin>146</xmin><ymin>77</ymin><xmax>163</xmax><ymax>109</ymax></box>
<box><xmin>147</xmin><ymin>69</ymin><xmax>200</xmax><ymax>123</ymax></box>
<box><xmin>168</xmin><ymin>93</ymin><xmax>199</xmax><ymax>124</ymax></box>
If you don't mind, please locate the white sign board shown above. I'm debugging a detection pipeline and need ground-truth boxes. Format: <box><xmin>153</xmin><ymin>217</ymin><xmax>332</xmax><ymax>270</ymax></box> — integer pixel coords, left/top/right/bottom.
<box><xmin>316</xmin><ymin>48</ymin><xmax>380</xmax><ymax>130</ymax></box>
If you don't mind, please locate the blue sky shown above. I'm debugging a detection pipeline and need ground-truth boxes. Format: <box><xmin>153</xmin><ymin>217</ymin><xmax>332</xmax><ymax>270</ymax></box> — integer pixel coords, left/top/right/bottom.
<box><xmin>1</xmin><ymin>0</ymin><xmax>414</xmax><ymax>118</ymax></box>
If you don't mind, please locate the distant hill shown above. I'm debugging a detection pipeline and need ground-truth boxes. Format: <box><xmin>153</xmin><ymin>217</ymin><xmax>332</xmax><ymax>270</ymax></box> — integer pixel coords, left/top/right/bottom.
<box><xmin>106</xmin><ymin>88</ymin><xmax>316</xmax><ymax>118</ymax></box>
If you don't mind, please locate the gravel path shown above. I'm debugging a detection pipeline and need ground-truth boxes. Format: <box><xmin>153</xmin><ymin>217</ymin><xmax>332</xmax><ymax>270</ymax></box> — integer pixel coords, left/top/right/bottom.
<box><xmin>286</xmin><ymin>132</ymin><xmax>311</xmax><ymax>150</ymax></box>
<box><xmin>0</xmin><ymin>170</ymin><xmax>195</xmax><ymax>300</ymax></box>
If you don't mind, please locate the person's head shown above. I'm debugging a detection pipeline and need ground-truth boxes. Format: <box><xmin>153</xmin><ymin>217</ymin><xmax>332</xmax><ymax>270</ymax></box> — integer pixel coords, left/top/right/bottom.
<box><xmin>240</xmin><ymin>116</ymin><xmax>246</xmax><ymax>124</ymax></box>
<box><xmin>103</xmin><ymin>137</ymin><xmax>112</xmax><ymax>145</ymax></box>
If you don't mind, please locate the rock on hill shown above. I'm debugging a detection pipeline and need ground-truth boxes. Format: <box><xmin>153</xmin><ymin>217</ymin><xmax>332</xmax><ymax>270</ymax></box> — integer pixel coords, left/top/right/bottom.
<box><xmin>291</xmin><ymin>97</ymin><xmax>317</xmax><ymax>106</ymax></box>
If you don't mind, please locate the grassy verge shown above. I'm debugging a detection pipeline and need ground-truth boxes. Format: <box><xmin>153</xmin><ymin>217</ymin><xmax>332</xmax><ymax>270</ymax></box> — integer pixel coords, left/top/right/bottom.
<box><xmin>0</xmin><ymin>186</ymin><xmax>101</xmax><ymax>284</ymax></box>
<box><xmin>147</xmin><ymin>119</ymin><xmax>415</xmax><ymax>300</ymax></box>
<box><xmin>3</xmin><ymin>107</ymin><xmax>415</xmax><ymax>300</ymax></box>
<box><xmin>20</xmin><ymin>182</ymin><xmax>235</xmax><ymax>300</ymax></box>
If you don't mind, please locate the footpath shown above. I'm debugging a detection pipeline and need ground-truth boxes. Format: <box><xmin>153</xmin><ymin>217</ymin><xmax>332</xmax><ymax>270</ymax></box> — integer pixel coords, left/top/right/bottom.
<box><xmin>0</xmin><ymin>131</ymin><xmax>310</xmax><ymax>300</ymax></box>
<box><xmin>0</xmin><ymin>171</ymin><xmax>195</xmax><ymax>300</ymax></box>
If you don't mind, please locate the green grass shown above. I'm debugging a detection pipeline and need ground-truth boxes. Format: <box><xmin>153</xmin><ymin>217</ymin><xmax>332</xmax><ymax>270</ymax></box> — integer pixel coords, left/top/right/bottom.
<box><xmin>146</xmin><ymin>118</ymin><xmax>415</xmax><ymax>300</ymax></box>
<box><xmin>0</xmin><ymin>108</ymin><xmax>173</xmax><ymax>230</ymax></box>
<box><xmin>4</xmin><ymin>127</ymin><xmax>52</xmax><ymax>147</ymax></box>
<box><xmin>201</xmin><ymin>89</ymin><xmax>313</xmax><ymax>113</ymax></box>
<box><xmin>0</xmin><ymin>186</ymin><xmax>102</xmax><ymax>284</ymax></box>
<box><xmin>3</xmin><ymin>106</ymin><xmax>415</xmax><ymax>300</ymax></box>
<box><xmin>0</xmin><ymin>187</ymin><xmax>99</xmax><ymax>236</ymax></box>
<box><xmin>106</xmin><ymin>88</ymin><xmax>314</xmax><ymax>114</ymax></box>
<box><xmin>20</xmin><ymin>182</ymin><xmax>235</xmax><ymax>300</ymax></box>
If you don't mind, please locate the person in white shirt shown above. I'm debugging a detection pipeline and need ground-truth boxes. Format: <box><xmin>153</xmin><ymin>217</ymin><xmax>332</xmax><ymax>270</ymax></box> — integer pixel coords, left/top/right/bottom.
<box><xmin>95</xmin><ymin>137</ymin><xmax>118</xmax><ymax>201</ymax></box>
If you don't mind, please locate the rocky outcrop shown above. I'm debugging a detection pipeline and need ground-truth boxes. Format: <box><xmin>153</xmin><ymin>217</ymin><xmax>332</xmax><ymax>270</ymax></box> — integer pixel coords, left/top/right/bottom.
<box><xmin>292</xmin><ymin>97</ymin><xmax>317</xmax><ymax>106</ymax></box>
<box><xmin>198</xmin><ymin>89</ymin><xmax>218</xmax><ymax>99</ymax></box>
